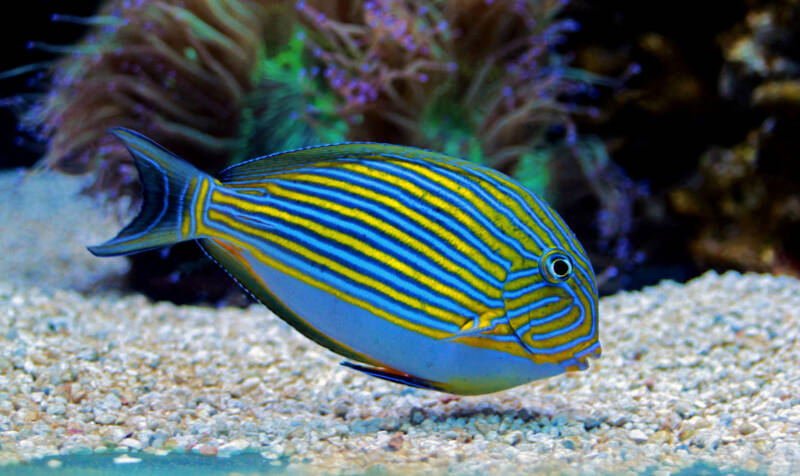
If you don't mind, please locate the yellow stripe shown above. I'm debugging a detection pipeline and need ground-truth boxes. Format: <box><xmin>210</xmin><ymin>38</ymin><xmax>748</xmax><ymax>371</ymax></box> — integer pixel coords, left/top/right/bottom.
<box><xmin>451</xmin><ymin>331</ymin><xmax>530</xmax><ymax>359</ymax></box>
<box><xmin>483</xmin><ymin>168</ymin><xmax>595</xmax><ymax>275</ymax></box>
<box><xmin>207</xmin><ymin>209</ymin><xmax>467</xmax><ymax>332</ymax></box>
<box><xmin>387</xmin><ymin>159</ymin><xmax>538</xmax><ymax>258</ymax></box>
<box><xmin>228</xmin><ymin>174</ymin><xmax>506</xmax><ymax>296</ymax></box>
<box><xmin>211</xmin><ymin>189</ymin><xmax>491</xmax><ymax>315</ymax></box>
<box><xmin>336</xmin><ymin>161</ymin><xmax>521</xmax><ymax>264</ymax></box>
<box><xmin>523</xmin><ymin>305</ymin><xmax>582</xmax><ymax>338</ymax></box>
<box><xmin>181</xmin><ymin>177</ymin><xmax>197</xmax><ymax>238</ymax></box>
<box><xmin>506</xmin><ymin>287</ymin><xmax>569</xmax><ymax>316</ymax></box>
<box><xmin>509</xmin><ymin>296</ymin><xmax>572</xmax><ymax>331</ymax></box>
<box><xmin>504</xmin><ymin>274</ymin><xmax>544</xmax><ymax>293</ymax></box>
<box><xmin>421</xmin><ymin>161</ymin><xmax>557</xmax><ymax>260</ymax></box>
<box><xmin>195</xmin><ymin>178</ymin><xmax>211</xmax><ymax>235</ymax></box>
<box><xmin>521</xmin><ymin>307</ymin><xmax>586</xmax><ymax>351</ymax></box>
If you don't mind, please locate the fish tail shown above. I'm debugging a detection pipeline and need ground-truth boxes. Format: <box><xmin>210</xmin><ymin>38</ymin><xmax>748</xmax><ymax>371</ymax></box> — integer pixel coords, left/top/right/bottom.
<box><xmin>88</xmin><ymin>128</ymin><xmax>210</xmax><ymax>257</ymax></box>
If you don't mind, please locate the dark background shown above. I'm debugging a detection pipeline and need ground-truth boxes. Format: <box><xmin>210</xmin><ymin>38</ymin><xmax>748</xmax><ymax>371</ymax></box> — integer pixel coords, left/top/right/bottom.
<box><xmin>0</xmin><ymin>1</ymin><xmax>102</xmax><ymax>169</ymax></box>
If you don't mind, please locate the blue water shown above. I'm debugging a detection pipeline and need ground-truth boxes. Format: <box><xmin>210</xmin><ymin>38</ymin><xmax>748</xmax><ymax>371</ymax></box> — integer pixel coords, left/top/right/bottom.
<box><xmin>1</xmin><ymin>454</ymin><xmax>767</xmax><ymax>476</ymax></box>
<box><xmin>2</xmin><ymin>452</ymin><xmax>288</xmax><ymax>476</ymax></box>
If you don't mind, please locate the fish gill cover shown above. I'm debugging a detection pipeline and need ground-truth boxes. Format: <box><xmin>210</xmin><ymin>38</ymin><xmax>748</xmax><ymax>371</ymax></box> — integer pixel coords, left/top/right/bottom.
<box><xmin>9</xmin><ymin>0</ymin><xmax>644</xmax><ymax>300</ymax></box>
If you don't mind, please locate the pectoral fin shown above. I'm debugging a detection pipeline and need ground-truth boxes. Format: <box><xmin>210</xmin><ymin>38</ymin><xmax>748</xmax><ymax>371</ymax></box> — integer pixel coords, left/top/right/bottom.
<box><xmin>340</xmin><ymin>362</ymin><xmax>446</xmax><ymax>392</ymax></box>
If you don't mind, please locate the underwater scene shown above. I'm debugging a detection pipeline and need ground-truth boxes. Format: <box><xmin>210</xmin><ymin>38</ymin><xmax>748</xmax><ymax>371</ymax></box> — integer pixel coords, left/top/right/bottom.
<box><xmin>0</xmin><ymin>1</ymin><xmax>798</xmax><ymax>475</ymax></box>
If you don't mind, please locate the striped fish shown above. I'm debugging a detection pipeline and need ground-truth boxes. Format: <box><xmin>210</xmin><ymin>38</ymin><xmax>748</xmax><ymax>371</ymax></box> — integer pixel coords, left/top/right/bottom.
<box><xmin>89</xmin><ymin>128</ymin><xmax>601</xmax><ymax>395</ymax></box>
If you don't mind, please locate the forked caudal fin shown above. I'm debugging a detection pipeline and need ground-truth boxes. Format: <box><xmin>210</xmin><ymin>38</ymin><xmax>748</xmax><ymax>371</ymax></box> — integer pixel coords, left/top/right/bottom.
<box><xmin>87</xmin><ymin>128</ymin><xmax>211</xmax><ymax>257</ymax></box>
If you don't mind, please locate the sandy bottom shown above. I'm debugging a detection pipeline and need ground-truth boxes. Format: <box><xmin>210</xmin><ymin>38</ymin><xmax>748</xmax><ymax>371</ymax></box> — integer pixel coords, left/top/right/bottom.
<box><xmin>0</xmin><ymin>170</ymin><xmax>797</xmax><ymax>475</ymax></box>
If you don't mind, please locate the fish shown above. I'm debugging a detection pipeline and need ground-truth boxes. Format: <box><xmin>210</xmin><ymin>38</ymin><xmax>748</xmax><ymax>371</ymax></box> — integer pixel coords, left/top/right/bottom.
<box><xmin>89</xmin><ymin>128</ymin><xmax>601</xmax><ymax>395</ymax></box>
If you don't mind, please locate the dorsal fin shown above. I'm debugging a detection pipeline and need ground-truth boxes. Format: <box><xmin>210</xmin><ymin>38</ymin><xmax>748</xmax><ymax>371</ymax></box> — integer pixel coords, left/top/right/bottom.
<box><xmin>216</xmin><ymin>142</ymin><xmax>457</xmax><ymax>183</ymax></box>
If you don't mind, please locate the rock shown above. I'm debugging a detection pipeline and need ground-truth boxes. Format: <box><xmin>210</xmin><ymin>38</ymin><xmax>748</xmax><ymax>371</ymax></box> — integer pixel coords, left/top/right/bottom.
<box><xmin>333</xmin><ymin>402</ymin><xmax>349</xmax><ymax>419</ymax></box>
<box><xmin>629</xmin><ymin>429</ymin><xmax>648</xmax><ymax>443</ymax></box>
<box><xmin>240</xmin><ymin>377</ymin><xmax>260</xmax><ymax>393</ymax></box>
<box><xmin>583</xmin><ymin>418</ymin><xmax>602</xmax><ymax>431</ymax></box>
<box><xmin>409</xmin><ymin>407</ymin><xmax>425</xmax><ymax>425</ymax></box>
<box><xmin>120</xmin><ymin>438</ymin><xmax>142</xmax><ymax>451</ymax></box>
<box><xmin>503</xmin><ymin>430</ymin><xmax>523</xmax><ymax>446</ymax></box>
<box><xmin>739</xmin><ymin>422</ymin><xmax>759</xmax><ymax>436</ymax></box>
<box><xmin>95</xmin><ymin>394</ymin><xmax>122</xmax><ymax>412</ymax></box>
<box><xmin>93</xmin><ymin>413</ymin><xmax>116</xmax><ymax>425</ymax></box>
<box><xmin>45</xmin><ymin>397</ymin><xmax>67</xmax><ymax>415</ymax></box>
<box><xmin>474</xmin><ymin>420</ymin><xmax>492</xmax><ymax>437</ymax></box>
<box><xmin>113</xmin><ymin>454</ymin><xmax>141</xmax><ymax>464</ymax></box>
<box><xmin>608</xmin><ymin>414</ymin><xmax>629</xmax><ymax>427</ymax></box>
<box><xmin>218</xmin><ymin>439</ymin><xmax>250</xmax><ymax>457</ymax></box>
<box><xmin>141</xmin><ymin>352</ymin><xmax>161</xmax><ymax>369</ymax></box>
<box><xmin>386</xmin><ymin>432</ymin><xmax>404</xmax><ymax>451</ymax></box>
<box><xmin>197</xmin><ymin>445</ymin><xmax>218</xmax><ymax>456</ymax></box>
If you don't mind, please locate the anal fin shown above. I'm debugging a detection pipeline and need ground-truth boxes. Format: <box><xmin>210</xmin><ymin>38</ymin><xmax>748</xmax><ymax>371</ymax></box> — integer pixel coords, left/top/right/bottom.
<box><xmin>341</xmin><ymin>362</ymin><xmax>445</xmax><ymax>392</ymax></box>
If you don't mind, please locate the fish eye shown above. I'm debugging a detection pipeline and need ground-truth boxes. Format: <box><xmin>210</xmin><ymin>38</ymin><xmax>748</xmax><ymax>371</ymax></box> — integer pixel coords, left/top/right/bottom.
<box><xmin>540</xmin><ymin>249</ymin><xmax>573</xmax><ymax>284</ymax></box>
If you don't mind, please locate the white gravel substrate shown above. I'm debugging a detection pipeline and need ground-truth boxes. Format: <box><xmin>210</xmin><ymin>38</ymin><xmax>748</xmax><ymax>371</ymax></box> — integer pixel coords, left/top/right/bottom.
<box><xmin>1</xmin><ymin>169</ymin><xmax>798</xmax><ymax>475</ymax></box>
<box><xmin>1</xmin><ymin>272</ymin><xmax>799</xmax><ymax>475</ymax></box>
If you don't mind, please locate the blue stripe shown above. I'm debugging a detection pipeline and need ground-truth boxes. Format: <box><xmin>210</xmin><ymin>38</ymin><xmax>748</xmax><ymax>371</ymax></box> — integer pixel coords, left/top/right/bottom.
<box><xmin>515</xmin><ymin>303</ymin><xmax>576</xmax><ymax>336</ymax></box>
<box><xmin>215</xmin><ymin>187</ymin><xmax>505</xmax><ymax>308</ymax></box>
<box><xmin>520</xmin><ymin>288</ymin><xmax>590</xmax><ymax>353</ymax></box>
<box><xmin>503</xmin><ymin>281</ymin><xmax>548</xmax><ymax>300</ymax></box>
<box><xmin>208</xmin><ymin>201</ymin><xmax>480</xmax><ymax>321</ymax></box>
<box><xmin>202</xmin><ymin>218</ymin><xmax>462</xmax><ymax>334</ymax></box>
<box><xmin>575</xmin><ymin>341</ymin><xmax>602</xmax><ymax>359</ymax></box>
<box><xmin>177</xmin><ymin>175</ymin><xmax>190</xmax><ymax>235</ymax></box>
<box><xmin>507</xmin><ymin>295</ymin><xmax>561</xmax><ymax>319</ymax></box>
<box><xmin>271</xmin><ymin>165</ymin><xmax>513</xmax><ymax>273</ymax></box>
<box><xmin>189</xmin><ymin>178</ymin><xmax>201</xmax><ymax>236</ymax></box>
<box><xmin>365</xmin><ymin>159</ymin><xmax>539</xmax><ymax>261</ymax></box>
<box><xmin>254</xmin><ymin>179</ymin><xmax>507</xmax><ymax>289</ymax></box>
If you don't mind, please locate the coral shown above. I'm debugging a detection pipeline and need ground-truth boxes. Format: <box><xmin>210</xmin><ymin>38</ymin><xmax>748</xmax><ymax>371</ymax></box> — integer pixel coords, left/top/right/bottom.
<box><xmin>670</xmin><ymin>118</ymin><xmax>800</xmax><ymax>275</ymax></box>
<box><xmin>19</xmin><ymin>0</ymin><xmax>592</xmax><ymax>205</ymax></box>
<box><xmin>19</xmin><ymin>0</ymin><xmax>294</xmax><ymax>204</ymax></box>
<box><xmin>669</xmin><ymin>0</ymin><xmax>800</xmax><ymax>276</ymax></box>
<box><xmin>561</xmin><ymin>0</ymin><xmax>800</xmax><ymax>281</ymax></box>
<box><xmin>296</xmin><ymin>0</ymin><xmax>592</xmax><ymax>175</ymax></box>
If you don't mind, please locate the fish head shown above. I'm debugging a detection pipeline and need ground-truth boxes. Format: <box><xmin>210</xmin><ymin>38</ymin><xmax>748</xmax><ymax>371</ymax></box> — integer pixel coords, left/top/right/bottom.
<box><xmin>506</xmin><ymin>244</ymin><xmax>602</xmax><ymax>374</ymax></box>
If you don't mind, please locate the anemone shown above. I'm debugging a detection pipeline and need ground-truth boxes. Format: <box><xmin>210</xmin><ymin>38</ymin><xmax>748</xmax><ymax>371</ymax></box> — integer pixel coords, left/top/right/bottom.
<box><xmin>296</xmin><ymin>0</ymin><xmax>592</xmax><ymax>178</ymax></box>
<box><xmin>20</xmin><ymin>0</ymin><xmax>294</xmax><ymax>204</ymax></box>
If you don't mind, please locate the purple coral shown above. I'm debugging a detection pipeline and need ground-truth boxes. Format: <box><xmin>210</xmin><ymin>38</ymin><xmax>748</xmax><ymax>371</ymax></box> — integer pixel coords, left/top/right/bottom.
<box><xmin>295</xmin><ymin>0</ymin><xmax>594</xmax><ymax>166</ymax></box>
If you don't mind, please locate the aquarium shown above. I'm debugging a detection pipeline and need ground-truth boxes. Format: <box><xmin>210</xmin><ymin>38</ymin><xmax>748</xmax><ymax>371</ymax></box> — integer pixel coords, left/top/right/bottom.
<box><xmin>0</xmin><ymin>1</ymin><xmax>797</xmax><ymax>475</ymax></box>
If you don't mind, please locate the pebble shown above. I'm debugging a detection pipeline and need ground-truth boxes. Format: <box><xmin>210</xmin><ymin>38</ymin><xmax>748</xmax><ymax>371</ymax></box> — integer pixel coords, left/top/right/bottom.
<box><xmin>197</xmin><ymin>445</ymin><xmax>218</xmax><ymax>456</ymax></box>
<box><xmin>113</xmin><ymin>454</ymin><xmax>142</xmax><ymax>464</ymax></box>
<box><xmin>218</xmin><ymin>439</ymin><xmax>250</xmax><ymax>457</ymax></box>
<box><xmin>738</xmin><ymin>422</ymin><xmax>759</xmax><ymax>436</ymax></box>
<box><xmin>93</xmin><ymin>413</ymin><xmax>116</xmax><ymax>425</ymax></box>
<box><xmin>240</xmin><ymin>377</ymin><xmax>260</xmax><ymax>393</ymax></box>
<box><xmin>45</xmin><ymin>398</ymin><xmax>67</xmax><ymax>416</ymax></box>
<box><xmin>386</xmin><ymin>432</ymin><xmax>404</xmax><ymax>451</ymax></box>
<box><xmin>1</xmin><ymin>171</ymin><xmax>799</xmax><ymax>475</ymax></box>
<box><xmin>120</xmin><ymin>438</ymin><xmax>143</xmax><ymax>451</ymax></box>
<box><xmin>629</xmin><ymin>429</ymin><xmax>648</xmax><ymax>443</ymax></box>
